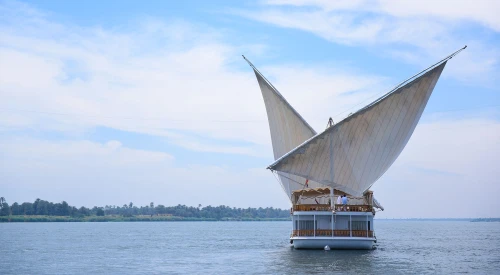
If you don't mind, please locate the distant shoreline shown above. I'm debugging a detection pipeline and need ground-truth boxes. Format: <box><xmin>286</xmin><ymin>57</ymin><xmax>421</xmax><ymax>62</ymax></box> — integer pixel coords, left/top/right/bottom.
<box><xmin>0</xmin><ymin>198</ymin><xmax>292</xmax><ymax>221</ymax></box>
<box><xmin>0</xmin><ymin>215</ymin><xmax>292</xmax><ymax>223</ymax></box>
<box><xmin>377</xmin><ymin>218</ymin><xmax>500</xmax><ymax>222</ymax></box>
<box><xmin>3</xmin><ymin>198</ymin><xmax>497</xmax><ymax>223</ymax></box>
<box><xmin>2</xmin><ymin>216</ymin><xmax>499</xmax><ymax>223</ymax></box>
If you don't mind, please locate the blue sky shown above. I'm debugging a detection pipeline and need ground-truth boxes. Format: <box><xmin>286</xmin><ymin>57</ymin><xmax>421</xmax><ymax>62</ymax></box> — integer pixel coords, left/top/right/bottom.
<box><xmin>0</xmin><ymin>0</ymin><xmax>499</xmax><ymax>218</ymax></box>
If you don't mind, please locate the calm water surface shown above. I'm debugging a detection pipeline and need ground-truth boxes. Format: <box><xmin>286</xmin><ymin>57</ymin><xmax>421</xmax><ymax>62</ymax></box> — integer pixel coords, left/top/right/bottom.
<box><xmin>1</xmin><ymin>221</ymin><xmax>499</xmax><ymax>274</ymax></box>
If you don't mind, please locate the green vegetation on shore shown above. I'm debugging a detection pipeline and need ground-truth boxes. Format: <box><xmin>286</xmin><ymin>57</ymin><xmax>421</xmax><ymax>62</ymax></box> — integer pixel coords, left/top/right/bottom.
<box><xmin>0</xmin><ymin>197</ymin><xmax>291</xmax><ymax>222</ymax></box>
<box><xmin>0</xmin><ymin>215</ymin><xmax>290</xmax><ymax>222</ymax></box>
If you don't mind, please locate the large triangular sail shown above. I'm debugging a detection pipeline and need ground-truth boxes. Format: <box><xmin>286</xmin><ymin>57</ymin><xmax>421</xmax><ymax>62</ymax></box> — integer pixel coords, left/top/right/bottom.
<box><xmin>245</xmin><ymin>46</ymin><xmax>465</xmax><ymax>199</ymax></box>
<box><xmin>243</xmin><ymin>56</ymin><xmax>325</xmax><ymax>200</ymax></box>
<box><xmin>268</xmin><ymin>62</ymin><xmax>446</xmax><ymax>197</ymax></box>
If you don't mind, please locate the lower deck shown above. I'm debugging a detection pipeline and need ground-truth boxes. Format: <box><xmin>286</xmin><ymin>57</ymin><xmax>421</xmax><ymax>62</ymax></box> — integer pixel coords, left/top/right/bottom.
<box><xmin>293</xmin><ymin>211</ymin><xmax>374</xmax><ymax>233</ymax></box>
<box><xmin>292</xmin><ymin>229</ymin><xmax>374</xmax><ymax>237</ymax></box>
<box><xmin>291</xmin><ymin>211</ymin><xmax>375</xmax><ymax>249</ymax></box>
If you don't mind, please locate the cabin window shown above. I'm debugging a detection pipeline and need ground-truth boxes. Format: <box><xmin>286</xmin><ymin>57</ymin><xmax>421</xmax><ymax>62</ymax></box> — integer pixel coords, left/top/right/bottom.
<box><xmin>295</xmin><ymin>220</ymin><xmax>316</xmax><ymax>230</ymax></box>
<box><xmin>351</xmin><ymin>221</ymin><xmax>368</xmax><ymax>230</ymax></box>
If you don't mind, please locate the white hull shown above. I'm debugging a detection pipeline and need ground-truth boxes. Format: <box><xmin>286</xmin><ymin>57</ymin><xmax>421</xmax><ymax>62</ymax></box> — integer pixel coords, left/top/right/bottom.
<box><xmin>292</xmin><ymin>237</ymin><xmax>375</xmax><ymax>250</ymax></box>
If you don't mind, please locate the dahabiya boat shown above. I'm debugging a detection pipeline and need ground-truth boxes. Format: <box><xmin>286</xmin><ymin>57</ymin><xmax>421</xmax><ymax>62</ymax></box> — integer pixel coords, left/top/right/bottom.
<box><xmin>244</xmin><ymin>46</ymin><xmax>466</xmax><ymax>249</ymax></box>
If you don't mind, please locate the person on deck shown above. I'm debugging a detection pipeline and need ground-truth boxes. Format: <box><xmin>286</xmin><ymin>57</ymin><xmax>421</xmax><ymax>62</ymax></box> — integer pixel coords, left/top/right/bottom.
<box><xmin>336</xmin><ymin>195</ymin><xmax>342</xmax><ymax>210</ymax></box>
<box><xmin>342</xmin><ymin>195</ymin><xmax>348</xmax><ymax>211</ymax></box>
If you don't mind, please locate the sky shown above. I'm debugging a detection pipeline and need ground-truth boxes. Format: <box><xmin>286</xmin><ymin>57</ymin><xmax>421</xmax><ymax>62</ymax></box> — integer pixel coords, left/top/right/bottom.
<box><xmin>0</xmin><ymin>0</ymin><xmax>499</xmax><ymax>218</ymax></box>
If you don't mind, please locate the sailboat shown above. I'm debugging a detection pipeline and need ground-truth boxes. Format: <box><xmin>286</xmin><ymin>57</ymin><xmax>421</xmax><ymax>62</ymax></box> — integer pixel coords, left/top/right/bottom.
<box><xmin>244</xmin><ymin>46</ymin><xmax>466</xmax><ymax>249</ymax></box>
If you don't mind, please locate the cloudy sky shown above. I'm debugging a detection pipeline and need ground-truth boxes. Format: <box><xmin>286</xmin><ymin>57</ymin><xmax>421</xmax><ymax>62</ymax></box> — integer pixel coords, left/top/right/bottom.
<box><xmin>1</xmin><ymin>0</ymin><xmax>499</xmax><ymax>218</ymax></box>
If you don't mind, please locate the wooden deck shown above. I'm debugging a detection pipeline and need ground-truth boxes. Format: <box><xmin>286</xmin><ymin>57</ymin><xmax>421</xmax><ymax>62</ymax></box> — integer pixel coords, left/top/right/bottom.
<box><xmin>292</xmin><ymin>230</ymin><xmax>374</xmax><ymax>237</ymax></box>
<box><xmin>293</xmin><ymin>204</ymin><xmax>373</xmax><ymax>212</ymax></box>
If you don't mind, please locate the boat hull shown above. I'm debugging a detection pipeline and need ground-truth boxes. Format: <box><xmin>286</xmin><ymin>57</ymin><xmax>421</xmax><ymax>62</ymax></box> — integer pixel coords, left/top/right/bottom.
<box><xmin>291</xmin><ymin>237</ymin><xmax>375</xmax><ymax>250</ymax></box>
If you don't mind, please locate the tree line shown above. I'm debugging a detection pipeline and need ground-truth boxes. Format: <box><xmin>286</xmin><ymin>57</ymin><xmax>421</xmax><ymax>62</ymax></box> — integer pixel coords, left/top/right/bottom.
<box><xmin>0</xmin><ymin>197</ymin><xmax>290</xmax><ymax>220</ymax></box>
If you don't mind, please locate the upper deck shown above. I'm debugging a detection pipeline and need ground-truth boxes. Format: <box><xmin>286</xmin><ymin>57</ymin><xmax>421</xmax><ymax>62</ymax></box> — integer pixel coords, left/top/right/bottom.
<box><xmin>291</xmin><ymin>187</ymin><xmax>377</xmax><ymax>214</ymax></box>
<box><xmin>293</xmin><ymin>204</ymin><xmax>373</xmax><ymax>212</ymax></box>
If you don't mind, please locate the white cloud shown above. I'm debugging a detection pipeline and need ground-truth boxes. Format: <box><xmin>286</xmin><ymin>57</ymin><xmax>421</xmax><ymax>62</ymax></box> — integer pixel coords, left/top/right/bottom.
<box><xmin>0</xmin><ymin>137</ymin><xmax>288</xmax><ymax>208</ymax></box>
<box><xmin>0</xmin><ymin>1</ymin><xmax>498</xmax><ymax>217</ymax></box>
<box><xmin>373</xmin><ymin>117</ymin><xmax>500</xmax><ymax>218</ymax></box>
<box><xmin>377</xmin><ymin>0</ymin><xmax>500</xmax><ymax>31</ymax></box>
<box><xmin>265</xmin><ymin>0</ymin><xmax>500</xmax><ymax>31</ymax></box>
<box><xmin>1</xmin><ymin>116</ymin><xmax>497</xmax><ymax>216</ymax></box>
<box><xmin>0</xmin><ymin>1</ymin><xmax>386</xmax><ymax>155</ymax></box>
<box><xmin>239</xmin><ymin>0</ymin><xmax>500</xmax><ymax>83</ymax></box>
<box><xmin>0</xmin><ymin>138</ymin><xmax>173</xmax><ymax>169</ymax></box>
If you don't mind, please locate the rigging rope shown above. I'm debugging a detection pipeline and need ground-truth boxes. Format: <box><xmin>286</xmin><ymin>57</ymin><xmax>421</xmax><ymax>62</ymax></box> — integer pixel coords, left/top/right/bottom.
<box><xmin>272</xmin><ymin>171</ymin><xmax>328</xmax><ymax>197</ymax></box>
<box><xmin>327</xmin><ymin>45</ymin><xmax>468</xmax><ymax>122</ymax></box>
<box><xmin>272</xmin><ymin>171</ymin><xmax>288</xmax><ymax>197</ymax></box>
<box><xmin>345</xmin><ymin>46</ymin><xmax>467</xmax><ymax>119</ymax></box>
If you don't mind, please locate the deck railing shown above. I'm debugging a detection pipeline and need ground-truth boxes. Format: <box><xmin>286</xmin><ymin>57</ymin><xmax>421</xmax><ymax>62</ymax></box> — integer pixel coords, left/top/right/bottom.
<box><xmin>292</xmin><ymin>204</ymin><xmax>372</xmax><ymax>212</ymax></box>
<box><xmin>293</xmin><ymin>204</ymin><xmax>331</xmax><ymax>211</ymax></box>
<box><xmin>334</xmin><ymin>205</ymin><xmax>373</xmax><ymax>212</ymax></box>
<box><xmin>292</xmin><ymin>230</ymin><xmax>373</xmax><ymax>238</ymax></box>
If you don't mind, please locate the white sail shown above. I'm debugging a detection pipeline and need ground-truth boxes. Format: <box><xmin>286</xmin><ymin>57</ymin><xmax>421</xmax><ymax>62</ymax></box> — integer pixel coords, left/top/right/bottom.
<box><xmin>247</xmin><ymin>61</ymin><xmax>326</xmax><ymax>200</ymax></box>
<box><xmin>267</xmin><ymin>62</ymin><xmax>447</xmax><ymax>197</ymax></box>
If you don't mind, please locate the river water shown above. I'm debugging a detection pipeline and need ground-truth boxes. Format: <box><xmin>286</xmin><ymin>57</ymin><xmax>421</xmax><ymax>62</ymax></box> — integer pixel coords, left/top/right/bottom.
<box><xmin>1</xmin><ymin>221</ymin><xmax>499</xmax><ymax>274</ymax></box>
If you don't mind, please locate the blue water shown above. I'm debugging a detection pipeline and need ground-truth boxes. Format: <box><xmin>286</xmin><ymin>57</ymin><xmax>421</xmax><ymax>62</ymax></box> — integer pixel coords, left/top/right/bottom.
<box><xmin>1</xmin><ymin>221</ymin><xmax>499</xmax><ymax>274</ymax></box>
